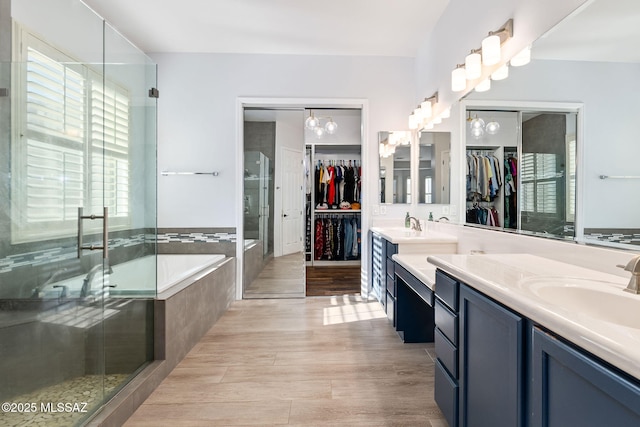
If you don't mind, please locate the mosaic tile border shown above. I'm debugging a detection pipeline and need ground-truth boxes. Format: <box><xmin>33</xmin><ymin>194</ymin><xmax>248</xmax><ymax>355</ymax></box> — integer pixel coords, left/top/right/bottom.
<box><xmin>0</xmin><ymin>234</ymin><xmax>151</xmax><ymax>274</ymax></box>
<box><xmin>157</xmin><ymin>232</ymin><xmax>237</xmax><ymax>244</ymax></box>
<box><xmin>584</xmin><ymin>233</ymin><xmax>640</xmax><ymax>246</ymax></box>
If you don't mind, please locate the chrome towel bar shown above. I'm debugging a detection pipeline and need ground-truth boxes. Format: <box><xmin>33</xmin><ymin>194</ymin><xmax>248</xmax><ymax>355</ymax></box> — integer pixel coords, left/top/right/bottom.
<box><xmin>161</xmin><ymin>171</ymin><xmax>219</xmax><ymax>176</ymax></box>
<box><xmin>599</xmin><ymin>175</ymin><xmax>640</xmax><ymax>179</ymax></box>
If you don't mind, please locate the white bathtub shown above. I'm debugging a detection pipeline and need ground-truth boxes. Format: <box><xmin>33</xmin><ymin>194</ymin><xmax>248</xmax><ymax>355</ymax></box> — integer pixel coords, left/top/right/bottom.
<box><xmin>156</xmin><ymin>254</ymin><xmax>226</xmax><ymax>293</ymax></box>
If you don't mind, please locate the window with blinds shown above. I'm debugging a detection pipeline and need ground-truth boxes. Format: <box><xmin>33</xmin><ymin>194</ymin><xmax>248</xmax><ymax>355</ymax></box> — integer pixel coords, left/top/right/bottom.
<box><xmin>12</xmin><ymin>29</ymin><xmax>131</xmax><ymax>242</ymax></box>
<box><xmin>424</xmin><ymin>177</ymin><xmax>433</xmax><ymax>204</ymax></box>
<box><xmin>521</xmin><ymin>152</ymin><xmax>558</xmax><ymax>214</ymax></box>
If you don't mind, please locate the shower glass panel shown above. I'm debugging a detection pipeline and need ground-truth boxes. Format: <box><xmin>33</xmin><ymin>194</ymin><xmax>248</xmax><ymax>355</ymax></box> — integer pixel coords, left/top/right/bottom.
<box><xmin>0</xmin><ymin>2</ymin><xmax>156</xmax><ymax>425</ymax></box>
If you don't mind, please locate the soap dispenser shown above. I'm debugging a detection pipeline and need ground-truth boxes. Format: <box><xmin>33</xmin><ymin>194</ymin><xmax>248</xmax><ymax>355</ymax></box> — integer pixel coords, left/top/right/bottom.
<box><xmin>405</xmin><ymin>212</ymin><xmax>410</xmax><ymax>228</ymax></box>
<box><xmin>428</xmin><ymin>211</ymin><xmax>434</xmax><ymax>221</ymax></box>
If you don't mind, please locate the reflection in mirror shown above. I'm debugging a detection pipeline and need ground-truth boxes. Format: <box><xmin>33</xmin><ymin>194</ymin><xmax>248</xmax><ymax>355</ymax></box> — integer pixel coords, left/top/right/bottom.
<box><xmin>243</xmin><ymin>108</ymin><xmax>305</xmax><ymax>298</ymax></box>
<box><xmin>462</xmin><ymin>0</ymin><xmax>640</xmax><ymax>250</ymax></box>
<box><xmin>379</xmin><ymin>131</ymin><xmax>411</xmax><ymax>204</ymax></box>
<box><xmin>418</xmin><ymin>132</ymin><xmax>451</xmax><ymax>204</ymax></box>
<box><xmin>464</xmin><ymin>109</ymin><xmax>576</xmax><ymax>240</ymax></box>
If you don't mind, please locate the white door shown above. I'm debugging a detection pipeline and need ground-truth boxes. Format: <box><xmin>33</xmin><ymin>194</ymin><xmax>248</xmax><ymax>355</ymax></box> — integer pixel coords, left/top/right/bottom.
<box><xmin>281</xmin><ymin>147</ymin><xmax>303</xmax><ymax>256</ymax></box>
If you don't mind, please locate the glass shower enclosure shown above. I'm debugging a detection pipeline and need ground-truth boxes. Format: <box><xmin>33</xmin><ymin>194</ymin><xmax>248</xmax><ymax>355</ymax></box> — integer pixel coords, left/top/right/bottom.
<box><xmin>0</xmin><ymin>1</ymin><xmax>157</xmax><ymax>425</ymax></box>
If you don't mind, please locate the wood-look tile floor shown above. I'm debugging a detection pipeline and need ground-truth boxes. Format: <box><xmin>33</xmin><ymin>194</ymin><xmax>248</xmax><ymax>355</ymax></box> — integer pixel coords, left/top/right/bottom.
<box><xmin>244</xmin><ymin>252</ymin><xmax>306</xmax><ymax>298</ymax></box>
<box><xmin>125</xmin><ymin>295</ymin><xmax>446</xmax><ymax>426</ymax></box>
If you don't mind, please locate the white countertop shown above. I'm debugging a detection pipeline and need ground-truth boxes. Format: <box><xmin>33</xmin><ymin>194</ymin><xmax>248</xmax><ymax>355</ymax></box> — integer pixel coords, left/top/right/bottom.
<box><xmin>393</xmin><ymin>254</ymin><xmax>437</xmax><ymax>290</ymax></box>
<box><xmin>425</xmin><ymin>254</ymin><xmax>640</xmax><ymax>381</ymax></box>
<box><xmin>370</xmin><ymin>226</ymin><xmax>458</xmax><ymax>245</ymax></box>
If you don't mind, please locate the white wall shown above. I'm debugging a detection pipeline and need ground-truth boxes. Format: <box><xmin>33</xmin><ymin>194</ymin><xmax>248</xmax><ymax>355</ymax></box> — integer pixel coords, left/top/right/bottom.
<box><xmin>152</xmin><ymin>53</ymin><xmax>415</xmax><ymax>228</ymax></box>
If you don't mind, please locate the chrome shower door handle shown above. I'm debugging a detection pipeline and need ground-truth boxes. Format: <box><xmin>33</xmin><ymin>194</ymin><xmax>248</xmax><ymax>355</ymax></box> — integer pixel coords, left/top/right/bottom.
<box><xmin>77</xmin><ymin>207</ymin><xmax>109</xmax><ymax>259</ymax></box>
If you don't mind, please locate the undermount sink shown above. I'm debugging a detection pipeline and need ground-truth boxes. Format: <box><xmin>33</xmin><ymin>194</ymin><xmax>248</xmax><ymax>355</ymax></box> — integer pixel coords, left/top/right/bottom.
<box><xmin>517</xmin><ymin>276</ymin><xmax>640</xmax><ymax>329</ymax></box>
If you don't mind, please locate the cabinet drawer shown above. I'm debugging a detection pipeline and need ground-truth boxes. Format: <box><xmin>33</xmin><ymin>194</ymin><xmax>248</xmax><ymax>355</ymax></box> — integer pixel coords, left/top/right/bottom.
<box><xmin>386</xmin><ymin>291</ymin><xmax>395</xmax><ymax>325</ymax></box>
<box><xmin>435</xmin><ymin>359</ymin><xmax>459</xmax><ymax>427</ymax></box>
<box><xmin>435</xmin><ymin>327</ymin><xmax>458</xmax><ymax>378</ymax></box>
<box><xmin>386</xmin><ymin>257</ymin><xmax>395</xmax><ymax>279</ymax></box>
<box><xmin>386</xmin><ymin>240</ymin><xmax>398</xmax><ymax>257</ymax></box>
<box><xmin>395</xmin><ymin>264</ymin><xmax>433</xmax><ymax>306</ymax></box>
<box><xmin>435</xmin><ymin>298</ymin><xmax>458</xmax><ymax>346</ymax></box>
<box><xmin>435</xmin><ymin>270</ymin><xmax>459</xmax><ymax>311</ymax></box>
<box><xmin>386</xmin><ymin>272</ymin><xmax>395</xmax><ymax>296</ymax></box>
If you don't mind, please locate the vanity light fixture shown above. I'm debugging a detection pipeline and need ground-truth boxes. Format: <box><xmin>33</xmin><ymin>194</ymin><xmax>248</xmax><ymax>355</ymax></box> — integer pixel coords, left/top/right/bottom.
<box><xmin>475</xmin><ymin>78</ymin><xmax>491</xmax><ymax>92</ymax></box>
<box><xmin>510</xmin><ymin>45</ymin><xmax>531</xmax><ymax>67</ymax></box>
<box><xmin>440</xmin><ymin>107</ymin><xmax>451</xmax><ymax>119</ymax></box>
<box><xmin>481</xmin><ymin>19</ymin><xmax>514</xmax><ymax>66</ymax></box>
<box><xmin>408</xmin><ymin>112</ymin><xmax>419</xmax><ymax>130</ymax></box>
<box><xmin>305</xmin><ymin>109</ymin><xmax>338</xmax><ymax>138</ymax></box>
<box><xmin>420</xmin><ymin>92</ymin><xmax>439</xmax><ymax>120</ymax></box>
<box><xmin>491</xmin><ymin>64</ymin><xmax>509</xmax><ymax>80</ymax></box>
<box><xmin>451</xmin><ymin>64</ymin><xmax>467</xmax><ymax>92</ymax></box>
<box><xmin>465</xmin><ymin>49</ymin><xmax>482</xmax><ymax>80</ymax></box>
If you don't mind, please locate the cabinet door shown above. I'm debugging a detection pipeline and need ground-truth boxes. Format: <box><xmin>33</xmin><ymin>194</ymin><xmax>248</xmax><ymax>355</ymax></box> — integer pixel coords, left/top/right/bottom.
<box><xmin>370</xmin><ymin>232</ymin><xmax>386</xmax><ymax>304</ymax></box>
<box><xmin>531</xmin><ymin>327</ymin><xmax>640</xmax><ymax>427</ymax></box>
<box><xmin>459</xmin><ymin>285</ymin><xmax>524</xmax><ymax>427</ymax></box>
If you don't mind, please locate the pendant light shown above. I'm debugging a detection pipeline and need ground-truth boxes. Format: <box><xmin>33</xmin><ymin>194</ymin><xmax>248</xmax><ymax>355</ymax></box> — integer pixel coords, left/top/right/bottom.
<box><xmin>324</xmin><ymin>118</ymin><xmax>338</xmax><ymax>134</ymax></box>
<box><xmin>305</xmin><ymin>109</ymin><xmax>339</xmax><ymax>139</ymax></box>
<box><xmin>305</xmin><ymin>111</ymin><xmax>320</xmax><ymax>130</ymax></box>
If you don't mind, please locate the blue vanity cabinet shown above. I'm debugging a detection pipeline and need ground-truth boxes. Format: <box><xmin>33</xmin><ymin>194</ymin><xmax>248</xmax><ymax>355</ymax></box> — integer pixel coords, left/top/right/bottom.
<box><xmin>434</xmin><ymin>269</ymin><xmax>460</xmax><ymax>427</ymax></box>
<box><xmin>385</xmin><ymin>240</ymin><xmax>398</xmax><ymax>325</ymax></box>
<box><xmin>394</xmin><ymin>263</ymin><xmax>434</xmax><ymax>342</ymax></box>
<box><xmin>459</xmin><ymin>284</ymin><xmax>525</xmax><ymax>427</ymax></box>
<box><xmin>531</xmin><ymin>327</ymin><xmax>640</xmax><ymax>427</ymax></box>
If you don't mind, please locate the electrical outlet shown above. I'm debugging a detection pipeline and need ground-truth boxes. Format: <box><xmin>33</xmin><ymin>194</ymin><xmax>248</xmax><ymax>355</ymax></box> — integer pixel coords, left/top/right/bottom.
<box><xmin>442</xmin><ymin>206</ymin><xmax>450</xmax><ymax>215</ymax></box>
<box><xmin>380</xmin><ymin>205</ymin><xmax>387</xmax><ymax>215</ymax></box>
<box><xmin>373</xmin><ymin>206</ymin><xmax>379</xmax><ymax>215</ymax></box>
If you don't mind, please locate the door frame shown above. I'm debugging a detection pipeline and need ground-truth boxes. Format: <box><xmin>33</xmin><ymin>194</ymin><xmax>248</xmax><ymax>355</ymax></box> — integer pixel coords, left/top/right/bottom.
<box><xmin>236</xmin><ymin>97</ymin><xmax>369</xmax><ymax>300</ymax></box>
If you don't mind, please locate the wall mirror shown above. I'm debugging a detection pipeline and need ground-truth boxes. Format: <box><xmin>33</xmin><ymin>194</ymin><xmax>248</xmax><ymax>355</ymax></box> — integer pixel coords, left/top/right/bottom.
<box><xmin>418</xmin><ymin>131</ymin><xmax>451</xmax><ymax>204</ymax></box>
<box><xmin>379</xmin><ymin>131</ymin><xmax>411</xmax><ymax>204</ymax></box>
<box><xmin>462</xmin><ymin>0</ymin><xmax>640</xmax><ymax>250</ymax></box>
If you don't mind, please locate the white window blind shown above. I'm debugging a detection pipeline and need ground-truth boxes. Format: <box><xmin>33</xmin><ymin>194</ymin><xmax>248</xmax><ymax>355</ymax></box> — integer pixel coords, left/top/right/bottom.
<box><xmin>13</xmin><ymin>29</ymin><xmax>131</xmax><ymax>243</ymax></box>
<box><xmin>424</xmin><ymin>177</ymin><xmax>433</xmax><ymax>204</ymax></box>
<box><xmin>521</xmin><ymin>153</ymin><xmax>558</xmax><ymax>214</ymax></box>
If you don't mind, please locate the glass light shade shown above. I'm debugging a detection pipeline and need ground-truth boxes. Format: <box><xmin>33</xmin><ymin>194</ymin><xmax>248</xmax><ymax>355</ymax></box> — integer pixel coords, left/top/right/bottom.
<box><xmin>451</xmin><ymin>67</ymin><xmax>467</xmax><ymax>92</ymax></box>
<box><xmin>465</xmin><ymin>52</ymin><xmax>482</xmax><ymax>80</ymax></box>
<box><xmin>481</xmin><ymin>35</ymin><xmax>501</xmax><ymax>66</ymax></box>
<box><xmin>475</xmin><ymin>78</ymin><xmax>491</xmax><ymax>92</ymax></box>
<box><xmin>470</xmin><ymin>117</ymin><xmax>485</xmax><ymax>130</ymax></box>
<box><xmin>423</xmin><ymin>122</ymin><xmax>434</xmax><ymax>130</ymax></box>
<box><xmin>305</xmin><ymin>113</ymin><xmax>319</xmax><ymax>130</ymax></box>
<box><xmin>440</xmin><ymin>107</ymin><xmax>451</xmax><ymax>119</ymax></box>
<box><xmin>408</xmin><ymin>113</ymin><xmax>419</xmax><ymax>130</ymax></box>
<box><xmin>486</xmin><ymin>121</ymin><xmax>500</xmax><ymax>135</ymax></box>
<box><xmin>511</xmin><ymin>46</ymin><xmax>531</xmax><ymax>67</ymax></box>
<box><xmin>432</xmin><ymin>116</ymin><xmax>442</xmax><ymax>125</ymax></box>
<box><xmin>420</xmin><ymin>99</ymin><xmax>433</xmax><ymax>119</ymax></box>
<box><xmin>470</xmin><ymin>126</ymin><xmax>485</xmax><ymax>139</ymax></box>
<box><xmin>414</xmin><ymin>107</ymin><xmax>423</xmax><ymax>122</ymax></box>
<box><xmin>314</xmin><ymin>126</ymin><xmax>325</xmax><ymax>138</ymax></box>
<box><xmin>324</xmin><ymin>119</ymin><xmax>338</xmax><ymax>134</ymax></box>
<box><xmin>491</xmin><ymin>64</ymin><xmax>509</xmax><ymax>80</ymax></box>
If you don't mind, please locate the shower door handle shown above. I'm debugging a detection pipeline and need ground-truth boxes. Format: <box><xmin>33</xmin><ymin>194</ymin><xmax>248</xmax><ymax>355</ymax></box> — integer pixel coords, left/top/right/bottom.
<box><xmin>77</xmin><ymin>207</ymin><xmax>109</xmax><ymax>259</ymax></box>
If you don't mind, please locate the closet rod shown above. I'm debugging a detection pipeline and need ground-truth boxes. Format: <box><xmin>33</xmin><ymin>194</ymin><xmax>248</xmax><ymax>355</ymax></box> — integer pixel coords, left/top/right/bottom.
<box><xmin>599</xmin><ymin>175</ymin><xmax>640</xmax><ymax>180</ymax></box>
<box><xmin>161</xmin><ymin>171</ymin><xmax>219</xmax><ymax>176</ymax></box>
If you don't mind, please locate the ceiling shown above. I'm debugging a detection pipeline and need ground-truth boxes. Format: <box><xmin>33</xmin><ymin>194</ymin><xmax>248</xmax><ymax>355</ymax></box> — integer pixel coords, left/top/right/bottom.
<box><xmin>81</xmin><ymin>0</ymin><xmax>450</xmax><ymax>57</ymax></box>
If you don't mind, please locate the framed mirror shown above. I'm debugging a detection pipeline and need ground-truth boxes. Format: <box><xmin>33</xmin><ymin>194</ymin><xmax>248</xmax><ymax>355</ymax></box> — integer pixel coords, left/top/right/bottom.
<box><xmin>378</xmin><ymin>131</ymin><xmax>411</xmax><ymax>204</ymax></box>
<box><xmin>462</xmin><ymin>0</ymin><xmax>640</xmax><ymax>250</ymax></box>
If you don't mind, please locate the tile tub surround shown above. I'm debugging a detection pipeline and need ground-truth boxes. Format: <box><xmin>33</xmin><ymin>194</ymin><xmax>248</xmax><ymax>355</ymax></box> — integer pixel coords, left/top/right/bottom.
<box><xmin>87</xmin><ymin>257</ymin><xmax>236</xmax><ymax>427</ymax></box>
<box><xmin>157</xmin><ymin>228</ymin><xmax>237</xmax><ymax>257</ymax></box>
<box><xmin>426</xmin><ymin>253</ymin><xmax>640</xmax><ymax>382</ymax></box>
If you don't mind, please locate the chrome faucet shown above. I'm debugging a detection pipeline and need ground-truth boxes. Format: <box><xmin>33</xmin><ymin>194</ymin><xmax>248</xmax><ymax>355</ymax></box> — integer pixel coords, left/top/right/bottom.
<box><xmin>408</xmin><ymin>216</ymin><xmax>422</xmax><ymax>231</ymax></box>
<box><xmin>617</xmin><ymin>255</ymin><xmax>640</xmax><ymax>294</ymax></box>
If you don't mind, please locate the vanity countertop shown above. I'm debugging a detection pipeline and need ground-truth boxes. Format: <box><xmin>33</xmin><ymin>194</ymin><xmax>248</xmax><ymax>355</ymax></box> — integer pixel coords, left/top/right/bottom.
<box><xmin>370</xmin><ymin>226</ymin><xmax>458</xmax><ymax>245</ymax></box>
<box><xmin>392</xmin><ymin>254</ymin><xmax>437</xmax><ymax>291</ymax></box>
<box><xmin>425</xmin><ymin>253</ymin><xmax>640</xmax><ymax>381</ymax></box>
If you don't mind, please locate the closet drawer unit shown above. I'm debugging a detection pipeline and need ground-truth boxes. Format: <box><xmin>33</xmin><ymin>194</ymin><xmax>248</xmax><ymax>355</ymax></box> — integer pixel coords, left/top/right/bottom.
<box><xmin>435</xmin><ymin>298</ymin><xmax>458</xmax><ymax>346</ymax></box>
<box><xmin>435</xmin><ymin>326</ymin><xmax>458</xmax><ymax>378</ymax></box>
<box><xmin>435</xmin><ymin>359</ymin><xmax>459</xmax><ymax>427</ymax></box>
<box><xmin>435</xmin><ymin>269</ymin><xmax>459</xmax><ymax>311</ymax></box>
